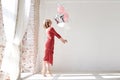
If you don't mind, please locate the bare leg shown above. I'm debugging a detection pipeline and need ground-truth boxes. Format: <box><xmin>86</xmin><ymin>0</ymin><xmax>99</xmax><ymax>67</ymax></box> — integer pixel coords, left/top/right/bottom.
<box><xmin>41</xmin><ymin>61</ymin><xmax>47</xmax><ymax>77</ymax></box>
<box><xmin>46</xmin><ymin>62</ymin><xmax>53</xmax><ymax>76</ymax></box>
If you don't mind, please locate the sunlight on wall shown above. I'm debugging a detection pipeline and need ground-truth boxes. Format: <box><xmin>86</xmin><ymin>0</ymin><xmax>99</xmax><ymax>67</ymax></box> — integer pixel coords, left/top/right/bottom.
<box><xmin>25</xmin><ymin>0</ymin><xmax>31</xmax><ymax>18</ymax></box>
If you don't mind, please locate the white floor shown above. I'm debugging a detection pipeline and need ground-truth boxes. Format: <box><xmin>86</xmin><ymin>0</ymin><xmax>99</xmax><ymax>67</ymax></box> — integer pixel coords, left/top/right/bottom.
<box><xmin>21</xmin><ymin>72</ymin><xmax>120</xmax><ymax>80</ymax></box>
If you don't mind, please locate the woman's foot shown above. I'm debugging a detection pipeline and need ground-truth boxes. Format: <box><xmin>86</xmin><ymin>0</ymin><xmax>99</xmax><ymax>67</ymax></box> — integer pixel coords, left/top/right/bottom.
<box><xmin>41</xmin><ymin>70</ymin><xmax>47</xmax><ymax>77</ymax></box>
<box><xmin>47</xmin><ymin>71</ymin><xmax>53</xmax><ymax>77</ymax></box>
<box><xmin>42</xmin><ymin>74</ymin><xmax>47</xmax><ymax>77</ymax></box>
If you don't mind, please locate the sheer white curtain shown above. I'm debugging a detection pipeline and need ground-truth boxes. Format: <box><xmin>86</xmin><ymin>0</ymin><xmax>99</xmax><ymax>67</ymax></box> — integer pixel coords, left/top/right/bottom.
<box><xmin>1</xmin><ymin>0</ymin><xmax>31</xmax><ymax>80</ymax></box>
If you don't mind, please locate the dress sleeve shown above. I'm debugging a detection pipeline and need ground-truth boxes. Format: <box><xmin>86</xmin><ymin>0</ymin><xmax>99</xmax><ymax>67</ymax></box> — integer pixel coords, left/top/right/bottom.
<box><xmin>51</xmin><ymin>27</ymin><xmax>61</xmax><ymax>39</ymax></box>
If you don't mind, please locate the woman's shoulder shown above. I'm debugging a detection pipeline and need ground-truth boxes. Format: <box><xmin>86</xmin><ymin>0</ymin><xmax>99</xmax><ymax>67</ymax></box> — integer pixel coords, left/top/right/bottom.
<box><xmin>49</xmin><ymin>27</ymin><xmax>56</xmax><ymax>32</ymax></box>
<box><xmin>50</xmin><ymin>26</ymin><xmax>54</xmax><ymax>30</ymax></box>
<box><xmin>50</xmin><ymin>26</ymin><xmax>54</xmax><ymax>29</ymax></box>
<box><xmin>46</xmin><ymin>27</ymin><xmax>54</xmax><ymax>32</ymax></box>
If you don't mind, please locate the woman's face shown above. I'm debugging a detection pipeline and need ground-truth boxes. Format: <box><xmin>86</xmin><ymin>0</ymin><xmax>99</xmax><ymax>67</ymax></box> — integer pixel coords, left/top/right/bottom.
<box><xmin>49</xmin><ymin>20</ymin><xmax>52</xmax><ymax>26</ymax></box>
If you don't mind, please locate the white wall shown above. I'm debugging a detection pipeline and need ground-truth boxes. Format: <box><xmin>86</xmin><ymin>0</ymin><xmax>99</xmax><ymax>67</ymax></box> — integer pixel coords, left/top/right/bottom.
<box><xmin>37</xmin><ymin>0</ymin><xmax>120</xmax><ymax>73</ymax></box>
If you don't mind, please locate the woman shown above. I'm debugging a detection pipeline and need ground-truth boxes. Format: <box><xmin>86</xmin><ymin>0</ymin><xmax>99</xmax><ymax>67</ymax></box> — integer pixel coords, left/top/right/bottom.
<box><xmin>41</xmin><ymin>19</ymin><xmax>67</xmax><ymax>77</ymax></box>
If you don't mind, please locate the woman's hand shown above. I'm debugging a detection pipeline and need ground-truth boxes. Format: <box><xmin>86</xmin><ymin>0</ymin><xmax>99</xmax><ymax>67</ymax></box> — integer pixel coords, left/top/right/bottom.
<box><xmin>60</xmin><ymin>38</ymin><xmax>68</xmax><ymax>44</ymax></box>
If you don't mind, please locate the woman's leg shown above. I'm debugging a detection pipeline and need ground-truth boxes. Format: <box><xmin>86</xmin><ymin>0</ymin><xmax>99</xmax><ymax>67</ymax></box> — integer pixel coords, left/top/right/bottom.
<box><xmin>46</xmin><ymin>62</ymin><xmax>53</xmax><ymax>76</ymax></box>
<box><xmin>41</xmin><ymin>61</ymin><xmax>47</xmax><ymax>77</ymax></box>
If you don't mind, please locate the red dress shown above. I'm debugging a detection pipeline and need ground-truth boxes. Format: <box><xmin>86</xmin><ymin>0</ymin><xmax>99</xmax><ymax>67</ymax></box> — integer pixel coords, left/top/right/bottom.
<box><xmin>43</xmin><ymin>27</ymin><xmax>61</xmax><ymax>65</ymax></box>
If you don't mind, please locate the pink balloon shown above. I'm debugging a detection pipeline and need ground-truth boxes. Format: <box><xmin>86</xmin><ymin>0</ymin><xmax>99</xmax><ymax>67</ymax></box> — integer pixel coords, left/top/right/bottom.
<box><xmin>63</xmin><ymin>12</ymin><xmax>69</xmax><ymax>22</ymax></box>
<box><xmin>57</xmin><ymin>5</ymin><xmax>65</xmax><ymax>14</ymax></box>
